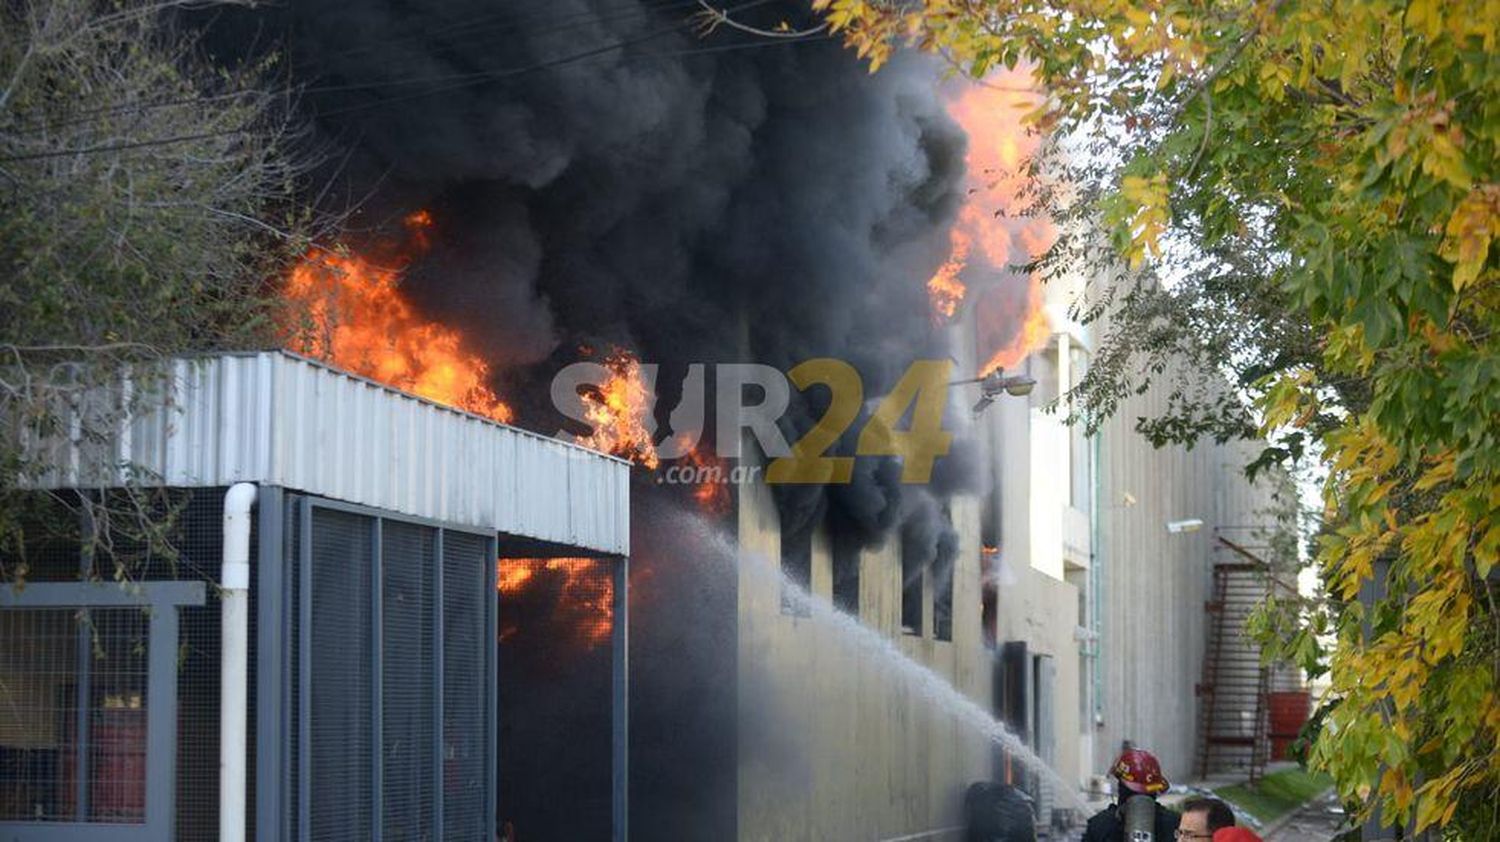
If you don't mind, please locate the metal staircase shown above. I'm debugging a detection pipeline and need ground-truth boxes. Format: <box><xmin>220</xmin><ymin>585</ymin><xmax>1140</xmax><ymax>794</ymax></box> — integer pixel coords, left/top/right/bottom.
<box><xmin>1195</xmin><ymin>548</ymin><xmax>1272</xmax><ymax>781</ymax></box>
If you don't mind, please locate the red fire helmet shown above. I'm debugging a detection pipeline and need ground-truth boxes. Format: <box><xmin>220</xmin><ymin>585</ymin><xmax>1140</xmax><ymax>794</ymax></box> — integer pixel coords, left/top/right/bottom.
<box><xmin>1110</xmin><ymin>748</ymin><xmax>1169</xmax><ymax>795</ymax></box>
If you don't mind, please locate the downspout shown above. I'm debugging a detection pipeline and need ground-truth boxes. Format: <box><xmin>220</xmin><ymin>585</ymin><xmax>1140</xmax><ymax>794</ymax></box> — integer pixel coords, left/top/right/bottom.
<box><xmin>221</xmin><ymin>482</ymin><xmax>257</xmax><ymax>842</ymax></box>
<box><xmin>1090</xmin><ymin>433</ymin><xmax>1103</xmax><ymax>740</ymax></box>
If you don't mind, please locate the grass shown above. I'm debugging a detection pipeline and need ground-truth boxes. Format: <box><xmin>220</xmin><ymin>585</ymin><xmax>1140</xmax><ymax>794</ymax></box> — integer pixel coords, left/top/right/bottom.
<box><xmin>1213</xmin><ymin>768</ymin><xmax>1335</xmax><ymax>825</ymax></box>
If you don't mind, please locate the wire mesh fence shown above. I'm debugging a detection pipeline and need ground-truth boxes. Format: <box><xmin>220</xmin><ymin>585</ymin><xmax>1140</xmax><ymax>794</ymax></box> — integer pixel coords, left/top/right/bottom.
<box><xmin>0</xmin><ymin>489</ymin><xmax>228</xmax><ymax>839</ymax></box>
<box><xmin>0</xmin><ymin>608</ymin><xmax>84</xmax><ymax>822</ymax></box>
<box><xmin>2</xmin><ymin>489</ymin><xmax>501</xmax><ymax>841</ymax></box>
<box><xmin>0</xmin><ymin>606</ymin><xmax>151</xmax><ymax>823</ymax></box>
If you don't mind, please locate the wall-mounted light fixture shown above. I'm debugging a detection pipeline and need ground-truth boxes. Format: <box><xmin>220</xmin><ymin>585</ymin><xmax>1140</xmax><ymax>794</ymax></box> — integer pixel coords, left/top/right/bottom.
<box><xmin>1165</xmin><ymin>518</ymin><xmax>1204</xmax><ymax>534</ymax></box>
<box><xmin>953</xmin><ymin>368</ymin><xmax>1038</xmax><ymax>416</ymax></box>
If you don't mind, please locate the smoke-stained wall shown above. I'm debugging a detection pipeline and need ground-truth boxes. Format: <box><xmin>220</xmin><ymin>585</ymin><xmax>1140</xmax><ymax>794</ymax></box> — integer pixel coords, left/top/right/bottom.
<box><xmin>737</xmin><ymin>468</ymin><xmax>991</xmax><ymax>841</ymax></box>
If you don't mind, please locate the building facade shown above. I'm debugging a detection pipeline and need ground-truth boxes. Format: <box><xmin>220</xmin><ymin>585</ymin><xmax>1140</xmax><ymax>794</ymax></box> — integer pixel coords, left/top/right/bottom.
<box><xmin>717</xmin><ymin>267</ymin><xmax>1289</xmax><ymax>839</ymax></box>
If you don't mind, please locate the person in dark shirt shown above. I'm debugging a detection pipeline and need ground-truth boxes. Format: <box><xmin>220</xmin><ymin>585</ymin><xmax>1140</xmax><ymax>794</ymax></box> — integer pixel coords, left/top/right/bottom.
<box><xmin>1081</xmin><ymin>748</ymin><xmax>1181</xmax><ymax>842</ymax></box>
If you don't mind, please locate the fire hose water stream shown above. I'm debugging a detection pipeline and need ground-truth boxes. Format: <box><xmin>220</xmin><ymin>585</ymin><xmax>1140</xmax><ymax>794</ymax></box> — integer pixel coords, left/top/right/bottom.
<box><xmin>685</xmin><ymin>516</ymin><xmax>1089</xmax><ymax>816</ymax></box>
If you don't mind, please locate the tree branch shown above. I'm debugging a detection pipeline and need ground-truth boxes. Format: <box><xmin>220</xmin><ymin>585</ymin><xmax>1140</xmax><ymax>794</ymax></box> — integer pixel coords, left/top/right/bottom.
<box><xmin>1166</xmin><ymin>0</ymin><xmax>1285</xmax><ymax>129</ymax></box>
<box><xmin>692</xmin><ymin>1</ymin><xmax>827</xmax><ymax>39</ymax></box>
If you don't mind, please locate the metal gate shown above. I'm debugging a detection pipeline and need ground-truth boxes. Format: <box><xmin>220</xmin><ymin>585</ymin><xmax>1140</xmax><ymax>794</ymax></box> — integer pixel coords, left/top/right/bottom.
<box><xmin>0</xmin><ymin>581</ymin><xmax>205</xmax><ymax>841</ymax></box>
<box><xmin>255</xmin><ymin>493</ymin><xmax>498</xmax><ymax>842</ymax></box>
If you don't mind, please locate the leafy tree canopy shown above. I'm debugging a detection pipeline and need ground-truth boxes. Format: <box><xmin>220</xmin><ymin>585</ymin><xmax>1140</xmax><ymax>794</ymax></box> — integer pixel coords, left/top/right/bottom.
<box><xmin>1</xmin><ymin>0</ymin><xmax>319</xmax><ymax>578</ymax></box>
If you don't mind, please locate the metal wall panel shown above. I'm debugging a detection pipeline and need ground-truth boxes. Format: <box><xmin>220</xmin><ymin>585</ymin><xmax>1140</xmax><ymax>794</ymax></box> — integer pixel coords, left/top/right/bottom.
<box><xmin>309</xmin><ymin>508</ymin><xmax>374</xmax><ymax>842</ymax></box>
<box><xmin>381</xmin><ymin>521</ymin><xmax>436</xmax><ymax>841</ymax></box>
<box><xmin>20</xmin><ymin>352</ymin><xmax>629</xmax><ymax>555</ymax></box>
<box><xmin>1093</xmin><ymin>354</ymin><xmax>1282</xmax><ymax>783</ymax></box>
<box><xmin>440</xmin><ymin>531</ymin><xmax>490</xmax><ymax>841</ymax></box>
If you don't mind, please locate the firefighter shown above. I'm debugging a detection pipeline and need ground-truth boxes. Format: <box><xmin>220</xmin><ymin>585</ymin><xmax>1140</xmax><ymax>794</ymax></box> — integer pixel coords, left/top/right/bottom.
<box><xmin>1080</xmin><ymin>748</ymin><xmax>1181</xmax><ymax>842</ymax></box>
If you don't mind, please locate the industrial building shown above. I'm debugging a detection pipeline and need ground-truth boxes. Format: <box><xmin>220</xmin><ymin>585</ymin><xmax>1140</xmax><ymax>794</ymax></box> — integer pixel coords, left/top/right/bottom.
<box><xmin>693</xmin><ymin>268</ymin><xmax>1297</xmax><ymax>839</ymax></box>
<box><xmin>0</xmin><ymin>351</ymin><xmax>631</xmax><ymax>841</ymax></box>
<box><xmin>0</xmin><ymin>335</ymin><xmax>1298</xmax><ymax>842</ymax></box>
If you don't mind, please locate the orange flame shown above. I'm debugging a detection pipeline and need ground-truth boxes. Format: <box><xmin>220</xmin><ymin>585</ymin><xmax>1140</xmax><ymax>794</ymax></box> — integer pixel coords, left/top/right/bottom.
<box><xmin>578</xmin><ymin>349</ymin><xmax>659</xmax><ymax>468</ymax></box>
<box><xmin>926</xmin><ymin>229</ymin><xmax>971</xmax><ymax>321</ymax></box>
<box><xmin>979</xmin><ymin>280</ymin><xmax>1050</xmax><ymax>377</ymax></box>
<box><xmin>497</xmin><ymin>557</ymin><xmax>613</xmax><ymax>650</ymax></box>
<box><xmin>283</xmin><ymin>212</ymin><xmax>515</xmax><ymax>423</ymax></box>
<box><xmin>927</xmin><ymin>71</ymin><xmax>1056</xmax><ymax>373</ymax></box>
<box><xmin>682</xmin><ymin>441</ymin><xmax>732</xmax><ymax>515</ymax></box>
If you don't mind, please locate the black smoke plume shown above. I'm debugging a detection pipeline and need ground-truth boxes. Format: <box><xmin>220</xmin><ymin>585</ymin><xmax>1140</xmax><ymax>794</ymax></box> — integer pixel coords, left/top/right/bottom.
<box><xmin>204</xmin><ymin>2</ymin><xmax>983</xmax><ymax>836</ymax></box>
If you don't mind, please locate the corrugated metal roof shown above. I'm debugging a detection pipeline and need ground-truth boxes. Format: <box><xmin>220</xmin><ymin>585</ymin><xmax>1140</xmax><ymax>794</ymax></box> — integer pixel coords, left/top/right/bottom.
<box><xmin>26</xmin><ymin>351</ymin><xmax>630</xmax><ymax>555</ymax></box>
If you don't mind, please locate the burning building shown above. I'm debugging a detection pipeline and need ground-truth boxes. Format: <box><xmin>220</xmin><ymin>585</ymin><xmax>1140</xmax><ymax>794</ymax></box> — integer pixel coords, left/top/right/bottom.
<box><xmin>190</xmin><ymin>2</ymin><xmax>1004</xmax><ymax>836</ymax></box>
<box><xmin>957</xmin><ymin>267</ymin><xmax>1296</xmax><ymax>819</ymax></box>
<box><xmin>0</xmin><ymin>2</ymin><xmax>1301</xmax><ymax>840</ymax></box>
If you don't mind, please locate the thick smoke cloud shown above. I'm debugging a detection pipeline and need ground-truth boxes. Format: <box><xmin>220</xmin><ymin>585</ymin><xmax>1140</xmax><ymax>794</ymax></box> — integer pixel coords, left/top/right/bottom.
<box><xmin>221</xmin><ymin>0</ymin><xmax>979</xmax><ymax>544</ymax></box>
<box><xmin>208</xmin><ymin>2</ymin><xmax>982</xmax><ymax>834</ymax></box>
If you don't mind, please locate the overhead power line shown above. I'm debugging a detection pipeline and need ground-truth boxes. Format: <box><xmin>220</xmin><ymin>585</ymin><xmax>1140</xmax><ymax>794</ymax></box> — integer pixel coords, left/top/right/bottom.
<box><xmin>0</xmin><ymin>128</ymin><xmax>250</xmax><ymax>163</ymax></box>
<box><xmin>0</xmin><ymin>2</ymin><xmax>818</xmax><ymax>165</ymax></box>
<box><xmin>309</xmin><ymin>0</ymin><xmax>780</xmax><ymax>120</ymax></box>
<box><xmin>4</xmin><ymin>0</ymin><xmax>715</xmax><ymax>136</ymax></box>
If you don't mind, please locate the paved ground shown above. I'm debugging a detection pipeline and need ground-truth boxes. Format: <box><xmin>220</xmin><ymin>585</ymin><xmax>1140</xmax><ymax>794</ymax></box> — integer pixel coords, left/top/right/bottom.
<box><xmin>1264</xmin><ymin>790</ymin><xmax>1349</xmax><ymax>842</ymax></box>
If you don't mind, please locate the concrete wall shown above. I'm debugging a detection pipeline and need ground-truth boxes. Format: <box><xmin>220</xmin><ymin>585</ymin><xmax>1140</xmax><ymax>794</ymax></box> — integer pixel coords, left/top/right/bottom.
<box><xmin>975</xmin><ymin>320</ymin><xmax>1093</xmax><ymax>805</ymax></box>
<box><xmin>960</xmin><ymin>260</ymin><xmax>1286</xmax><ymax>795</ymax></box>
<box><xmin>735</xmin><ymin>476</ymin><xmax>991</xmax><ymax>842</ymax></box>
<box><xmin>721</xmin><ymin>265</ymin><xmax>1286</xmax><ymax>838</ymax></box>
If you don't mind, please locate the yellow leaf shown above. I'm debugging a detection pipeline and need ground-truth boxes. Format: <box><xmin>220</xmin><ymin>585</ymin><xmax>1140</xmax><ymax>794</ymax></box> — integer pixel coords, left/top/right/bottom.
<box><xmin>1414</xmin><ymin>451</ymin><xmax>1457</xmax><ymax>490</ymax></box>
<box><xmin>1404</xmin><ymin>0</ymin><xmax>1444</xmax><ymax>41</ymax></box>
<box><xmin>1423</xmin><ymin>132</ymin><xmax>1473</xmax><ymax>191</ymax></box>
<box><xmin>1119</xmin><ymin>172</ymin><xmax>1169</xmax><ymax>267</ymax></box>
<box><xmin>1440</xmin><ymin>185</ymin><xmax>1498</xmax><ymax>291</ymax></box>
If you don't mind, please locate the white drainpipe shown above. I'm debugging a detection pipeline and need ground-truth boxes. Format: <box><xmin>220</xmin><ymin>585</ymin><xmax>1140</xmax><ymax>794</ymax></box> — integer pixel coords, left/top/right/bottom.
<box><xmin>221</xmin><ymin>482</ymin><xmax>257</xmax><ymax>842</ymax></box>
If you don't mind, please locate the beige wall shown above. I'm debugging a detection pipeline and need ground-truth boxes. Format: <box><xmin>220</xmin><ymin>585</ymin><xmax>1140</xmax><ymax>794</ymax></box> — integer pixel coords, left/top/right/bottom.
<box><xmin>735</xmin><ymin>477</ymin><xmax>992</xmax><ymax>842</ymax></box>
<box><xmin>989</xmin><ymin>553</ymin><xmax>1083</xmax><ymax>790</ymax></box>
<box><xmin>974</xmin><ymin>340</ymin><xmax>1093</xmax><ymax>804</ymax></box>
<box><xmin>959</xmin><ymin>269</ymin><xmax>1286</xmax><ymax>796</ymax></box>
<box><xmin>723</xmin><ymin>266</ymin><xmax>1285</xmax><ymax>837</ymax></box>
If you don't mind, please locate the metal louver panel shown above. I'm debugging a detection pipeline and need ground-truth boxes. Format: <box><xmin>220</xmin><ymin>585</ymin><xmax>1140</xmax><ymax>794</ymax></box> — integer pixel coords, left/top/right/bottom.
<box><xmin>441</xmin><ymin>531</ymin><xmax>489</xmax><ymax>842</ymax></box>
<box><xmin>309</xmin><ymin>508</ymin><xmax>373</xmax><ymax>842</ymax></box>
<box><xmin>382</xmin><ymin>521</ymin><xmax>437</xmax><ymax>841</ymax></box>
<box><xmin>19</xmin><ymin>351</ymin><xmax>629</xmax><ymax>556</ymax></box>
